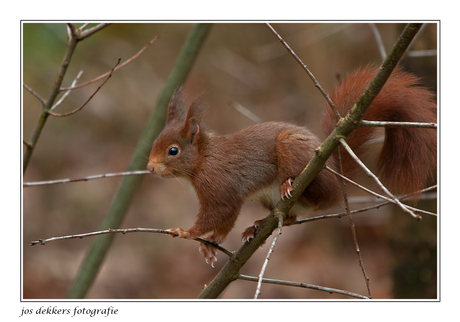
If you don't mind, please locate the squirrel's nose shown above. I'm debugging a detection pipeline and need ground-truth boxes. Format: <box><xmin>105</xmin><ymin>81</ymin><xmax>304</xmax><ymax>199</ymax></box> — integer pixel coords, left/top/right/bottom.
<box><xmin>147</xmin><ymin>163</ymin><xmax>155</xmax><ymax>173</ymax></box>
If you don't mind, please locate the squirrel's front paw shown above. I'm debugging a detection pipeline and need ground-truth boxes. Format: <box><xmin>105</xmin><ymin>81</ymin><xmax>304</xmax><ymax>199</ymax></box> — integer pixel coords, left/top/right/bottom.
<box><xmin>168</xmin><ymin>227</ymin><xmax>191</xmax><ymax>239</ymax></box>
<box><xmin>280</xmin><ymin>177</ymin><xmax>294</xmax><ymax>200</ymax></box>
<box><xmin>199</xmin><ymin>242</ymin><xmax>218</xmax><ymax>267</ymax></box>
<box><xmin>241</xmin><ymin>219</ymin><xmax>264</xmax><ymax>244</ymax></box>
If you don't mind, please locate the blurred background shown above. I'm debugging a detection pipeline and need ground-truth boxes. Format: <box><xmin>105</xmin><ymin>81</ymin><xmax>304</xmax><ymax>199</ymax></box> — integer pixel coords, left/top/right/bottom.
<box><xmin>22</xmin><ymin>22</ymin><xmax>438</xmax><ymax>299</ymax></box>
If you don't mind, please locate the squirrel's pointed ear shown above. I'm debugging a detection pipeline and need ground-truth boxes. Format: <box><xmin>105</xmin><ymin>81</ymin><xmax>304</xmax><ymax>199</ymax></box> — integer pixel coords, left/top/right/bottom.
<box><xmin>182</xmin><ymin>94</ymin><xmax>205</xmax><ymax>144</ymax></box>
<box><xmin>185</xmin><ymin>117</ymin><xmax>201</xmax><ymax>145</ymax></box>
<box><xmin>166</xmin><ymin>86</ymin><xmax>187</xmax><ymax>124</ymax></box>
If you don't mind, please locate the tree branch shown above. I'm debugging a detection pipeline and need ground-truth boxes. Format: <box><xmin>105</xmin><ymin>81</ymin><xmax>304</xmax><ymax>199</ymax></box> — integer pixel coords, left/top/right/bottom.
<box><xmin>339</xmin><ymin>139</ymin><xmax>420</xmax><ymax>219</ymax></box>
<box><xmin>336</xmin><ymin>144</ymin><xmax>372</xmax><ymax>298</ymax></box>
<box><xmin>197</xmin><ymin>23</ymin><xmax>424</xmax><ymax>299</ymax></box>
<box><xmin>360</xmin><ymin>120</ymin><xmax>437</xmax><ymax>128</ymax></box>
<box><xmin>255</xmin><ymin>214</ymin><xmax>283</xmax><ymax>299</ymax></box>
<box><xmin>60</xmin><ymin>35</ymin><xmax>159</xmax><ymax>91</ymax></box>
<box><xmin>238</xmin><ymin>274</ymin><xmax>369</xmax><ymax>299</ymax></box>
<box><xmin>23</xmin><ymin>23</ymin><xmax>109</xmax><ymax>173</ymax></box>
<box><xmin>326</xmin><ymin>166</ymin><xmax>436</xmax><ymax>217</ymax></box>
<box><xmin>23</xmin><ymin>170</ymin><xmax>150</xmax><ymax>187</ymax></box>
<box><xmin>78</xmin><ymin>23</ymin><xmax>111</xmax><ymax>40</ymax></box>
<box><xmin>294</xmin><ymin>185</ymin><xmax>437</xmax><ymax>226</ymax></box>
<box><xmin>30</xmin><ymin>227</ymin><xmax>233</xmax><ymax>257</ymax></box>
<box><xmin>48</xmin><ymin>58</ymin><xmax>120</xmax><ymax>117</ymax></box>
<box><xmin>23</xmin><ymin>82</ymin><xmax>45</xmax><ymax>104</ymax></box>
<box><xmin>265</xmin><ymin>23</ymin><xmax>341</xmax><ymax>120</ymax></box>
<box><xmin>50</xmin><ymin>71</ymin><xmax>84</xmax><ymax>112</ymax></box>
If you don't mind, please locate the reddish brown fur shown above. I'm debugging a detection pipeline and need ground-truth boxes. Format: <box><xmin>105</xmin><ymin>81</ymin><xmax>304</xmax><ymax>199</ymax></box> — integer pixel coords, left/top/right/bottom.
<box><xmin>322</xmin><ymin>65</ymin><xmax>437</xmax><ymax>195</ymax></box>
<box><xmin>148</xmin><ymin>67</ymin><xmax>437</xmax><ymax>265</ymax></box>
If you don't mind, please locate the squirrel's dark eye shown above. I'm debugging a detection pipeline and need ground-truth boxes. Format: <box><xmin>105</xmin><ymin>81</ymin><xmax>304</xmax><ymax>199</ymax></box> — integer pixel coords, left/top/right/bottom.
<box><xmin>168</xmin><ymin>146</ymin><xmax>179</xmax><ymax>156</ymax></box>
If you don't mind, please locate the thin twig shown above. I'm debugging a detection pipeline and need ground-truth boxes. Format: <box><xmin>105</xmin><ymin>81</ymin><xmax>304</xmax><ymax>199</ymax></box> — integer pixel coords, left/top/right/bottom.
<box><xmin>230</xmin><ymin>101</ymin><xmax>262</xmax><ymax>123</ymax></box>
<box><xmin>23</xmin><ymin>170</ymin><xmax>150</xmax><ymax>187</ymax></box>
<box><xmin>340</xmin><ymin>139</ymin><xmax>420</xmax><ymax>219</ymax></box>
<box><xmin>265</xmin><ymin>23</ymin><xmax>341</xmax><ymax>120</ymax></box>
<box><xmin>407</xmin><ymin>49</ymin><xmax>437</xmax><ymax>57</ymax></box>
<box><xmin>326</xmin><ymin>166</ymin><xmax>436</xmax><ymax>217</ymax></box>
<box><xmin>350</xmin><ymin>191</ymin><xmax>437</xmax><ymax>204</ymax></box>
<box><xmin>79</xmin><ymin>23</ymin><xmax>91</xmax><ymax>31</ymax></box>
<box><xmin>30</xmin><ymin>227</ymin><xmax>233</xmax><ymax>257</ymax></box>
<box><xmin>238</xmin><ymin>274</ymin><xmax>369</xmax><ymax>299</ymax></box>
<box><xmin>23</xmin><ymin>32</ymin><xmax>159</xmax><ymax>174</ymax></box>
<box><xmin>78</xmin><ymin>23</ymin><xmax>111</xmax><ymax>41</ymax></box>
<box><xmin>369</xmin><ymin>23</ymin><xmax>387</xmax><ymax>61</ymax></box>
<box><xmin>61</xmin><ymin>35</ymin><xmax>159</xmax><ymax>91</ymax></box>
<box><xmin>336</xmin><ymin>146</ymin><xmax>372</xmax><ymax>298</ymax></box>
<box><xmin>360</xmin><ymin>120</ymin><xmax>437</xmax><ymax>129</ymax></box>
<box><xmin>23</xmin><ymin>83</ymin><xmax>46</xmax><ymax>104</ymax></box>
<box><xmin>23</xmin><ymin>23</ymin><xmax>80</xmax><ymax>172</ymax></box>
<box><xmin>295</xmin><ymin>187</ymin><xmax>437</xmax><ymax>227</ymax></box>
<box><xmin>50</xmin><ymin>70</ymin><xmax>84</xmax><ymax>111</ymax></box>
<box><xmin>23</xmin><ymin>140</ymin><xmax>33</xmax><ymax>149</ymax></box>
<box><xmin>49</xmin><ymin>58</ymin><xmax>121</xmax><ymax>117</ymax></box>
<box><xmin>255</xmin><ymin>214</ymin><xmax>283</xmax><ymax>299</ymax></box>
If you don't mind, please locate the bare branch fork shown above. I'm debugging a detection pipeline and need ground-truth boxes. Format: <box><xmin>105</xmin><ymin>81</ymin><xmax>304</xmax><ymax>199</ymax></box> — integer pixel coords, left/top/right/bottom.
<box><xmin>23</xmin><ymin>23</ymin><xmax>159</xmax><ymax>173</ymax></box>
<box><xmin>48</xmin><ymin>58</ymin><xmax>121</xmax><ymax>117</ymax></box>
<box><xmin>23</xmin><ymin>23</ymin><xmax>109</xmax><ymax>172</ymax></box>
<box><xmin>326</xmin><ymin>167</ymin><xmax>437</xmax><ymax>217</ymax></box>
<box><xmin>50</xmin><ymin>70</ymin><xmax>84</xmax><ymax>111</ymax></box>
<box><xmin>60</xmin><ymin>35</ymin><xmax>160</xmax><ymax>91</ymax></box>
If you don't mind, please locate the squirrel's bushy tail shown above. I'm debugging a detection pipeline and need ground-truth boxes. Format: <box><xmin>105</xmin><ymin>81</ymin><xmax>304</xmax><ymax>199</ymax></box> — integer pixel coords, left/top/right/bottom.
<box><xmin>322</xmin><ymin>65</ymin><xmax>437</xmax><ymax>196</ymax></box>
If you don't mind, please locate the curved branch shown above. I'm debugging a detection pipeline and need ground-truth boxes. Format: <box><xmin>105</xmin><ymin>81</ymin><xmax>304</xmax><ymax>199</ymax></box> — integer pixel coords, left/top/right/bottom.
<box><xmin>61</xmin><ymin>35</ymin><xmax>159</xmax><ymax>91</ymax></box>
<box><xmin>50</xmin><ymin>70</ymin><xmax>84</xmax><ymax>111</ymax></box>
<box><xmin>48</xmin><ymin>58</ymin><xmax>120</xmax><ymax>117</ymax></box>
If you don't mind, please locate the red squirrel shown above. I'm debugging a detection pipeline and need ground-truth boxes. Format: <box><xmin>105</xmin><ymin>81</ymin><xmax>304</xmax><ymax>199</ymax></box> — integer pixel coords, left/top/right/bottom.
<box><xmin>147</xmin><ymin>65</ymin><xmax>437</xmax><ymax>266</ymax></box>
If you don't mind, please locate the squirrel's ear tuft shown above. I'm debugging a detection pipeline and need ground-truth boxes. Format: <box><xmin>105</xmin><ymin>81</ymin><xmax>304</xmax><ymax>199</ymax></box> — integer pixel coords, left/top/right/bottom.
<box><xmin>182</xmin><ymin>92</ymin><xmax>207</xmax><ymax>144</ymax></box>
<box><xmin>187</xmin><ymin>92</ymin><xmax>206</xmax><ymax>120</ymax></box>
<box><xmin>166</xmin><ymin>86</ymin><xmax>187</xmax><ymax>124</ymax></box>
